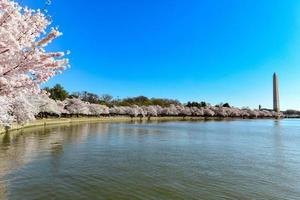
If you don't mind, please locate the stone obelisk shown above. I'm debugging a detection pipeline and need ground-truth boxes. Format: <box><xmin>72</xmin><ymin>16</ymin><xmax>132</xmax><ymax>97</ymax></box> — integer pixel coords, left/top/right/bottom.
<box><xmin>273</xmin><ymin>73</ymin><xmax>280</xmax><ymax>113</ymax></box>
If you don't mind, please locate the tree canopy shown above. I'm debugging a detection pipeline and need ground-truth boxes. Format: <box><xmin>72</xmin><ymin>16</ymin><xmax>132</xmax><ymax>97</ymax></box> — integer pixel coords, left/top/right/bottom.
<box><xmin>44</xmin><ymin>84</ymin><xmax>69</xmax><ymax>101</ymax></box>
<box><xmin>43</xmin><ymin>84</ymin><xmax>234</xmax><ymax>109</ymax></box>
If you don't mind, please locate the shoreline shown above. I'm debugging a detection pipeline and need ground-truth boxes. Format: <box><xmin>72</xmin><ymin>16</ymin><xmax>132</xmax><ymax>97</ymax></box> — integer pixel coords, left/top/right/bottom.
<box><xmin>0</xmin><ymin>116</ymin><xmax>295</xmax><ymax>135</ymax></box>
<box><xmin>1</xmin><ymin>116</ymin><xmax>198</xmax><ymax>134</ymax></box>
<box><xmin>0</xmin><ymin>116</ymin><xmax>195</xmax><ymax>134</ymax></box>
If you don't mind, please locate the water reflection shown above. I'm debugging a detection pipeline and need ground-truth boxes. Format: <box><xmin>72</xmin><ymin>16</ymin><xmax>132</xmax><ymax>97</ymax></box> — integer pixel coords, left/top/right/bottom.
<box><xmin>0</xmin><ymin>120</ymin><xmax>300</xmax><ymax>199</ymax></box>
<box><xmin>0</xmin><ymin>123</ymin><xmax>111</xmax><ymax>198</ymax></box>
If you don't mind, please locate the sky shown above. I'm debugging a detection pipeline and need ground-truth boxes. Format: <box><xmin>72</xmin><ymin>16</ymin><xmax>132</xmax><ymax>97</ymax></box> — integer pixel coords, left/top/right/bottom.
<box><xmin>21</xmin><ymin>0</ymin><xmax>300</xmax><ymax>110</ymax></box>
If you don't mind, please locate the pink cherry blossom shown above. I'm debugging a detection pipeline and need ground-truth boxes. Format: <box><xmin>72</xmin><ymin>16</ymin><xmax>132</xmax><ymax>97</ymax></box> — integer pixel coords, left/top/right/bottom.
<box><xmin>0</xmin><ymin>0</ymin><xmax>69</xmax><ymax>96</ymax></box>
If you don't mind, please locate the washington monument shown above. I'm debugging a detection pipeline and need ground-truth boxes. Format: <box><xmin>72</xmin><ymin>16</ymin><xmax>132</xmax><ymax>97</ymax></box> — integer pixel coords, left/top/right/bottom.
<box><xmin>273</xmin><ymin>73</ymin><xmax>280</xmax><ymax>112</ymax></box>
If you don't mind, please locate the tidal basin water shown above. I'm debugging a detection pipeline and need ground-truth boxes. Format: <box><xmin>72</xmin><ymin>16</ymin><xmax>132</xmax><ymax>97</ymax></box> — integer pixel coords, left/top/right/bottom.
<box><xmin>0</xmin><ymin>119</ymin><xmax>300</xmax><ymax>200</ymax></box>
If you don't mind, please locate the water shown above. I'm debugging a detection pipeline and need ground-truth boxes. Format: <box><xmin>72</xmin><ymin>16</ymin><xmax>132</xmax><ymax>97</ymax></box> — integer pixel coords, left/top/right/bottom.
<box><xmin>0</xmin><ymin>119</ymin><xmax>300</xmax><ymax>200</ymax></box>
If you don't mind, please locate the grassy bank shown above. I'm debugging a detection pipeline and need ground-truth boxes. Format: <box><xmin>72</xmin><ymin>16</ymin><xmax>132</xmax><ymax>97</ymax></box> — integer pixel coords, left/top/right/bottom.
<box><xmin>0</xmin><ymin>116</ymin><xmax>209</xmax><ymax>134</ymax></box>
<box><xmin>0</xmin><ymin>115</ymin><xmax>286</xmax><ymax>135</ymax></box>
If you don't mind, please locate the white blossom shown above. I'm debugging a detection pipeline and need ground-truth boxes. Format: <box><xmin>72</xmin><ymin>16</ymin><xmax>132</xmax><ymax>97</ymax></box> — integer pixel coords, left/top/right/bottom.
<box><xmin>0</xmin><ymin>0</ymin><xmax>69</xmax><ymax>96</ymax></box>
<box><xmin>0</xmin><ymin>96</ymin><xmax>14</xmax><ymax>127</ymax></box>
<box><xmin>28</xmin><ymin>94</ymin><xmax>61</xmax><ymax>115</ymax></box>
<box><xmin>10</xmin><ymin>93</ymin><xmax>37</xmax><ymax>125</ymax></box>
<box><xmin>64</xmin><ymin>98</ymin><xmax>90</xmax><ymax>115</ymax></box>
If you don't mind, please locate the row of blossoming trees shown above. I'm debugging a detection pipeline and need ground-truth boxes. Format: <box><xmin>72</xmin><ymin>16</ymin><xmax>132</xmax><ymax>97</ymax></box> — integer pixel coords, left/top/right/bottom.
<box><xmin>0</xmin><ymin>94</ymin><xmax>279</xmax><ymax>126</ymax></box>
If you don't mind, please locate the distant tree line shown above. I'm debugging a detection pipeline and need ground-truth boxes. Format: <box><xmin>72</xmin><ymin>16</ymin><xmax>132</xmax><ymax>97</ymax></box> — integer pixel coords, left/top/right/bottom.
<box><xmin>1</xmin><ymin>84</ymin><xmax>283</xmax><ymax>127</ymax></box>
<box><xmin>7</xmin><ymin>93</ymin><xmax>279</xmax><ymax>126</ymax></box>
<box><xmin>186</xmin><ymin>102</ymin><xmax>231</xmax><ymax>108</ymax></box>
<box><xmin>44</xmin><ymin>84</ymin><xmax>232</xmax><ymax>108</ymax></box>
<box><xmin>284</xmin><ymin>110</ymin><xmax>300</xmax><ymax>116</ymax></box>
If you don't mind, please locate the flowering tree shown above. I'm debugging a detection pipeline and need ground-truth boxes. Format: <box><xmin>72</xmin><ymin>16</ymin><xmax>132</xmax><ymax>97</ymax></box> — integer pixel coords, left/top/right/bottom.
<box><xmin>203</xmin><ymin>107</ymin><xmax>215</xmax><ymax>117</ymax></box>
<box><xmin>0</xmin><ymin>96</ymin><xmax>14</xmax><ymax>127</ymax></box>
<box><xmin>143</xmin><ymin>106</ymin><xmax>158</xmax><ymax>118</ymax></box>
<box><xmin>0</xmin><ymin>0</ymin><xmax>69</xmax><ymax>126</ymax></box>
<box><xmin>64</xmin><ymin>98</ymin><xmax>90</xmax><ymax>116</ymax></box>
<box><xmin>87</xmin><ymin>103</ymin><xmax>109</xmax><ymax>116</ymax></box>
<box><xmin>56</xmin><ymin>100</ymin><xmax>69</xmax><ymax>115</ymax></box>
<box><xmin>190</xmin><ymin>107</ymin><xmax>204</xmax><ymax>116</ymax></box>
<box><xmin>109</xmin><ymin>106</ymin><xmax>127</xmax><ymax>116</ymax></box>
<box><xmin>0</xmin><ymin>0</ymin><xmax>69</xmax><ymax>96</ymax></box>
<box><xmin>0</xmin><ymin>94</ymin><xmax>285</xmax><ymax>128</ymax></box>
<box><xmin>162</xmin><ymin>104</ymin><xmax>179</xmax><ymax>116</ymax></box>
<box><xmin>125</xmin><ymin>106</ymin><xmax>139</xmax><ymax>118</ymax></box>
<box><xmin>29</xmin><ymin>94</ymin><xmax>61</xmax><ymax>116</ymax></box>
<box><xmin>10</xmin><ymin>94</ymin><xmax>38</xmax><ymax>124</ymax></box>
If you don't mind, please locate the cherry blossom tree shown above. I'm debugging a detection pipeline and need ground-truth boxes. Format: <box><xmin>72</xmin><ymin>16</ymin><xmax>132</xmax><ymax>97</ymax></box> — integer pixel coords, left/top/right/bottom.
<box><xmin>10</xmin><ymin>94</ymin><xmax>38</xmax><ymax>124</ymax></box>
<box><xmin>143</xmin><ymin>106</ymin><xmax>158</xmax><ymax>118</ymax></box>
<box><xmin>203</xmin><ymin>107</ymin><xmax>215</xmax><ymax>117</ymax></box>
<box><xmin>0</xmin><ymin>0</ymin><xmax>69</xmax><ymax>126</ymax></box>
<box><xmin>248</xmin><ymin>110</ymin><xmax>259</xmax><ymax>118</ymax></box>
<box><xmin>64</xmin><ymin>98</ymin><xmax>90</xmax><ymax>116</ymax></box>
<box><xmin>125</xmin><ymin>106</ymin><xmax>139</xmax><ymax>118</ymax></box>
<box><xmin>56</xmin><ymin>100</ymin><xmax>69</xmax><ymax>115</ymax></box>
<box><xmin>88</xmin><ymin>103</ymin><xmax>109</xmax><ymax>116</ymax></box>
<box><xmin>176</xmin><ymin>105</ymin><xmax>192</xmax><ymax>117</ymax></box>
<box><xmin>0</xmin><ymin>0</ymin><xmax>69</xmax><ymax>96</ymax></box>
<box><xmin>162</xmin><ymin>104</ymin><xmax>179</xmax><ymax>116</ymax></box>
<box><xmin>0</xmin><ymin>96</ymin><xmax>14</xmax><ymax>127</ymax></box>
<box><xmin>190</xmin><ymin>107</ymin><xmax>204</xmax><ymax>116</ymax></box>
<box><xmin>227</xmin><ymin>107</ymin><xmax>241</xmax><ymax>117</ymax></box>
<box><xmin>29</xmin><ymin>94</ymin><xmax>61</xmax><ymax>117</ymax></box>
<box><xmin>135</xmin><ymin>105</ymin><xmax>145</xmax><ymax>118</ymax></box>
<box><xmin>109</xmin><ymin>106</ymin><xmax>127</xmax><ymax>116</ymax></box>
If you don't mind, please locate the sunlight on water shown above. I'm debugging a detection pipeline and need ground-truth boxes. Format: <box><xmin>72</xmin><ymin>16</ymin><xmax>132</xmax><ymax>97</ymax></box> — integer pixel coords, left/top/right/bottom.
<box><xmin>0</xmin><ymin>119</ymin><xmax>300</xmax><ymax>200</ymax></box>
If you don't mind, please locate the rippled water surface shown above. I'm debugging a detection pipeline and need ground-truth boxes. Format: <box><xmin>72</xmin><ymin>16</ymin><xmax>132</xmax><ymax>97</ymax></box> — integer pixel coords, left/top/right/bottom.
<box><xmin>1</xmin><ymin>119</ymin><xmax>300</xmax><ymax>200</ymax></box>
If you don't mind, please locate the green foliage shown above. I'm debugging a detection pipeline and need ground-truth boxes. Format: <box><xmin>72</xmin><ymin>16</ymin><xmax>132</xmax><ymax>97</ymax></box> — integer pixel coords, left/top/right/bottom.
<box><xmin>150</xmin><ymin>98</ymin><xmax>181</xmax><ymax>107</ymax></box>
<box><xmin>284</xmin><ymin>109</ymin><xmax>300</xmax><ymax>115</ymax></box>
<box><xmin>45</xmin><ymin>84</ymin><xmax>232</xmax><ymax>109</ymax></box>
<box><xmin>44</xmin><ymin>84</ymin><xmax>69</xmax><ymax>101</ymax></box>
<box><xmin>223</xmin><ymin>103</ymin><xmax>231</xmax><ymax>108</ymax></box>
<box><xmin>116</xmin><ymin>96</ymin><xmax>150</xmax><ymax>106</ymax></box>
<box><xmin>68</xmin><ymin>92</ymin><xmax>79</xmax><ymax>99</ymax></box>
<box><xmin>215</xmin><ymin>102</ymin><xmax>231</xmax><ymax>108</ymax></box>
<box><xmin>186</xmin><ymin>101</ymin><xmax>207</xmax><ymax>108</ymax></box>
<box><xmin>112</xmin><ymin>96</ymin><xmax>181</xmax><ymax>107</ymax></box>
<box><xmin>77</xmin><ymin>91</ymin><xmax>100</xmax><ymax>104</ymax></box>
<box><xmin>100</xmin><ymin>94</ymin><xmax>113</xmax><ymax>105</ymax></box>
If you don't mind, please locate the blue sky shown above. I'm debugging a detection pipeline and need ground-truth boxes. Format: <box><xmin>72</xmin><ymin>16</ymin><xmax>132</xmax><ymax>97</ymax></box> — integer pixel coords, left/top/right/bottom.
<box><xmin>22</xmin><ymin>0</ymin><xmax>300</xmax><ymax>109</ymax></box>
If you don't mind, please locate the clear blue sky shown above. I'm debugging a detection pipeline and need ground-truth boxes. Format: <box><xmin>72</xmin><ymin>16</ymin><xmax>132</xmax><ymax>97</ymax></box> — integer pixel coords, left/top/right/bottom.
<box><xmin>22</xmin><ymin>0</ymin><xmax>300</xmax><ymax>109</ymax></box>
